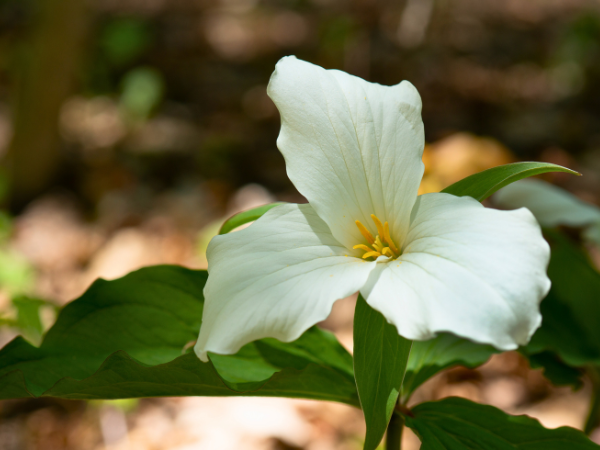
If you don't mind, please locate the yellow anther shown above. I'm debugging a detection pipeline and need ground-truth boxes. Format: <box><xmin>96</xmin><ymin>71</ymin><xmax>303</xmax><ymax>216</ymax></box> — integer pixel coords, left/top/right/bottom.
<box><xmin>362</xmin><ymin>251</ymin><xmax>381</xmax><ymax>259</ymax></box>
<box><xmin>354</xmin><ymin>214</ymin><xmax>401</xmax><ymax>261</ymax></box>
<box><xmin>383</xmin><ymin>222</ymin><xmax>399</xmax><ymax>254</ymax></box>
<box><xmin>370</xmin><ymin>214</ymin><xmax>385</xmax><ymax>238</ymax></box>
<box><xmin>355</xmin><ymin>220</ymin><xmax>375</xmax><ymax>245</ymax></box>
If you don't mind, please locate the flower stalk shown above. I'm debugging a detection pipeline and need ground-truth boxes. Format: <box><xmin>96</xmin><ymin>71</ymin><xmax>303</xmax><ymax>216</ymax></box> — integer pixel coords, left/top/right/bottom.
<box><xmin>386</xmin><ymin>413</ymin><xmax>404</xmax><ymax>450</ymax></box>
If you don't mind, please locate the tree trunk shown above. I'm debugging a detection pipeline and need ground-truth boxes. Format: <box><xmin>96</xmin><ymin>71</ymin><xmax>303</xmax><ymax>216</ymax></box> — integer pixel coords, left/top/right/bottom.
<box><xmin>4</xmin><ymin>0</ymin><xmax>88</xmax><ymax>210</ymax></box>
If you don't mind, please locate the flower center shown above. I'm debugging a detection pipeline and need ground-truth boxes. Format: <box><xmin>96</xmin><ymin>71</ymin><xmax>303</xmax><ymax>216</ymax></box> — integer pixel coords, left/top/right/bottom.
<box><xmin>353</xmin><ymin>214</ymin><xmax>400</xmax><ymax>260</ymax></box>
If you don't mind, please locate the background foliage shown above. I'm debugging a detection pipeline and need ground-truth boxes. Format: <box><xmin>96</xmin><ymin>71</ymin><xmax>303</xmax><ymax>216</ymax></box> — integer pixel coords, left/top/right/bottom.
<box><xmin>1</xmin><ymin>0</ymin><xmax>600</xmax><ymax>449</ymax></box>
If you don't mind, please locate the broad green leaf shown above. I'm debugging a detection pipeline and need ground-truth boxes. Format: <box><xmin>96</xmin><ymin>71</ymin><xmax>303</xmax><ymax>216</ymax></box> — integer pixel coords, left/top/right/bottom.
<box><xmin>210</xmin><ymin>326</ymin><xmax>354</xmax><ymax>391</ymax></box>
<box><xmin>441</xmin><ymin>162</ymin><xmax>578</xmax><ymax>201</ymax></box>
<box><xmin>525</xmin><ymin>291</ymin><xmax>600</xmax><ymax>368</ymax></box>
<box><xmin>402</xmin><ymin>334</ymin><xmax>498</xmax><ymax>402</ymax></box>
<box><xmin>405</xmin><ymin>397</ymin><xmax>599</xmax><ymax>449</ymax></box>
<box><xmin>0</xmin><ymin>266</ymin><xmax>359</xmax><ymax>405</ymax></box>
<box><xmin>522</xmin><ymin>231</ymin><xmax>600</xmax><ymax>376</ymax></box>
<box><xmin>545</xmin><ymin>231</ymin><xmax>600</xmax><ymax>349</ymax></box>
<box><xmin>219</xmin><ymin>203</ymin><xmax>285</xmax><ymax>235</ymax></box>
<box><xmin>43</xmin><ymin>351</ymin><xmax>358</xmax><ymax>404</ymax></box>
<box><xmin>353</xmin><ymin>295</ymin><xmax>412</xmax><ymax>450</ymax></box>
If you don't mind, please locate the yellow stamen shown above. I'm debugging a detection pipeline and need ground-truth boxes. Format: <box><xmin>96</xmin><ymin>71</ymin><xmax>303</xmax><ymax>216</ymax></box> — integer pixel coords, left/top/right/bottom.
<box><xmin>355</xmin><ymin>220</ymin><xmax>375</xmax><ymax>245</ymax></box>
<box><xmin>362</xmin><ymin>251</ymin><xmax>381</xmax><ymax>259</ymax></box>
<box><xmin>383</xmin><ymin>222</ymin><xmax>399</xmax><ymax>254</ymax></box>
<box><xmin>373</xmin><ymin>236</ymin><xmax>384</xmax><ymax>252</ymax></box>
<box><xmin>354</xmin><ymin>214</ymin><xmax>401</xmax><ymax>261</ymax></box>
<box><xmin>381</xmin><ymin>247</ymin><xmax>394</xmax><ymax>257</ymax></box>
<box><xmin>370</xmin><ymin>214</ymin><xmax>385</xmax><ymax>238</ymax></box>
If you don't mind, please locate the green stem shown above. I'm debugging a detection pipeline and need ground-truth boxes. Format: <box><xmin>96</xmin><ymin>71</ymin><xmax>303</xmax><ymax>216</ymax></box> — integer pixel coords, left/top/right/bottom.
<box><xmin>585</xmin><ymin>366</ymin><xmax>600</xmax><ymax>435</ymax></box>
<box><xmin>386</xmin><ymin>413</ymin><xmax>404</xmax><ymax>450</ymax></box>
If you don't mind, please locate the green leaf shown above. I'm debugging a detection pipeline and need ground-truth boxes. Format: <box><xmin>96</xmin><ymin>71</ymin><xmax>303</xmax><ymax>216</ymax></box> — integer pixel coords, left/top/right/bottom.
<box><xmin>219</xmin><ymin>203</ymin><xmax>285</xmax><ymax>235</ymax></box>
<box><xmin>522</xmin><ymin>231</ymin><xmax>600</xmax><ymax>377</ymax></box>
<box><xmin>405</xmin><ymin>397</ymin><xmax>600</xmax><ymax>449</ymax></box>
<box><xmin>0</xmin><ymin>266</ymin><xmax>359</xmax><ymax>405</ymax></box>
<box><xmin>42</xmin><ymin>351</ymin><xmax>358</xmax><ymax>403</ymax></box>
<box><xmin>402</xmin><ymin>334</ymin><xmax>498</xmax><ymax>402</ymax></box>
<box><xmin>12</xmin><ymin>296</ymin><xmax>47</xmax><ymax>346</ymax></box>
<box><xmin>100</xmin><ymin>18</ymin><xmax>152</xmax><ymax>66</ymax></box>
<box><xmin>522</xmin><ymin>350</ymin><xmax>585</xmax><ymax>389</ymax></box>
<box><xmin>0</xmin><ymin>248</ymin><xmax>34</xmax><ymax>295</ymax></box>
<box><xmin>353</xmin><ymin>294</ymin><xmax>412</xmax><ymax>450</ymax></box>
<box><xmin>120</xmin><ymin>67</ymin><xmax>164</xmax><ymax>122</ymax></box>
<box><xmin>525</xmin><ymin>290</ymin><xmax>600</xmax><ymax>368</ymax></box>
<box><xmin>545</xmin><ymin>231</ymin><xmax>600</xmax><ymax>349</ymax></box>
<box><xmin>441</xmin><ymin>162</ymin><xmax>578</xmax><ymax>201</ymax></box>
<box><xmin>210</xmin><ymin>326</ymin><xmax>354</xmax><ymax>392</ymax></box>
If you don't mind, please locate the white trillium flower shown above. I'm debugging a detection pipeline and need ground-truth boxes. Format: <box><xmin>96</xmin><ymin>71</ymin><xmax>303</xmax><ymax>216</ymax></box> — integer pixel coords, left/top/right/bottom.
<box><xmin>194</xmin><ymin>57</ymin><xmax>551</xmax><ymax>362</ymax></box>
<box><xmin>494</xmin><ymin>178</ymin><xmax>600</xmax><ymax>247</ymax></box>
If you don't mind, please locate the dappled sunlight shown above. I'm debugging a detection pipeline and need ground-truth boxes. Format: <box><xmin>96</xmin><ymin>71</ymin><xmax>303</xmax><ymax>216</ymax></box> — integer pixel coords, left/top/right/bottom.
<box><xmin>1</xmin><ymin>0</ymin><xmax>600</xmax><ymax>448</ymax></box>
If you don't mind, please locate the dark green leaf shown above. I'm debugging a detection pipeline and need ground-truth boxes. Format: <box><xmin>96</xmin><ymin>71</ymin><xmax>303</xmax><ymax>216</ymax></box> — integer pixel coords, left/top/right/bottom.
<box><xmin>43</xmin><ymin>351</ymin><xmax>358</xmax><ymax>404</ymax></box>
<box><xmin>211</xmin><ymin>326</ymin><xmax>354</xmax><ymax>392</ymax></box>
<box><xmin>0</xmin><ymin>266</ymin><xmax>359</xmax><ymax>405</ymax></box>
<box><xmin>441</xmin><ymin>162</ymin><xmax>578</xmax><ymax>201</ymax></box>
<box><xmin>353</xmin><ymin>294</ymin><xmax>412</xmax><ymax>450</ymax></box>
<box><xmin>521</xmin><ymin>231</ymin><xmax>600</xmax><ymax>379</ymax></box>
<box><xmin>545</xmin><ymin>231</ymin><xmax>600</xmax><ymax>348</ymax></box>
<box><xmin>405</xmin><ymin>397</ymin><xmax>600</xmax><ymax>449</ymax></box>
<box><xmin>525</xmin><ymin>290</ymin><xmax>600</xmax><ymax>368</ymax></box>
<box><xmin>402</xmin><ymin>334</ymin><xmax>498</xmax><ymax>401</ymax></box>
<box><xmin>522</xmin><ymin>350</ymin><xmax>585</xmax><ymax>388</ymax></box>
<box><xmin>219</xmin><ymin>203</ymin><xmax>286</xmax><ymax>235</ymax></box>
<box><xmin>101</xmin><ymin>19</ymin><xmax>152</xmax><ymax>66</ymax></box>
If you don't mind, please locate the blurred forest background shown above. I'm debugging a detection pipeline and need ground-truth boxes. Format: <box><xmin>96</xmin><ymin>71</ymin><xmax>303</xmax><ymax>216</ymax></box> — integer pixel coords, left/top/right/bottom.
<box><xmin>1</xmin><ymin>0</ymin><xmax>600</xmax><ymax>449</ymax></box>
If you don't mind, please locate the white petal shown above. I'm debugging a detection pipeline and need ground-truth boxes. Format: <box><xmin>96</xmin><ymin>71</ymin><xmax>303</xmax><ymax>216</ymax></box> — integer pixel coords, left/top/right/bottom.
<box><xmin>494</xmin><ymin>178</ymin><xmax>600</xmax><ymax>228</ymax></box>
<box><xmin>361</xmin><ymin>193</ymin><xmax>551</xmax><ymax>350</ymax></box>
<box><xmin>267</xmin><ymin>56</ymin><xmax>425</xmax><ymax>250</ymax></box>
<box><xmin>195</xmin><ymin>203</ymin><xmax>376</xmax><ymax>362</ymax></box>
